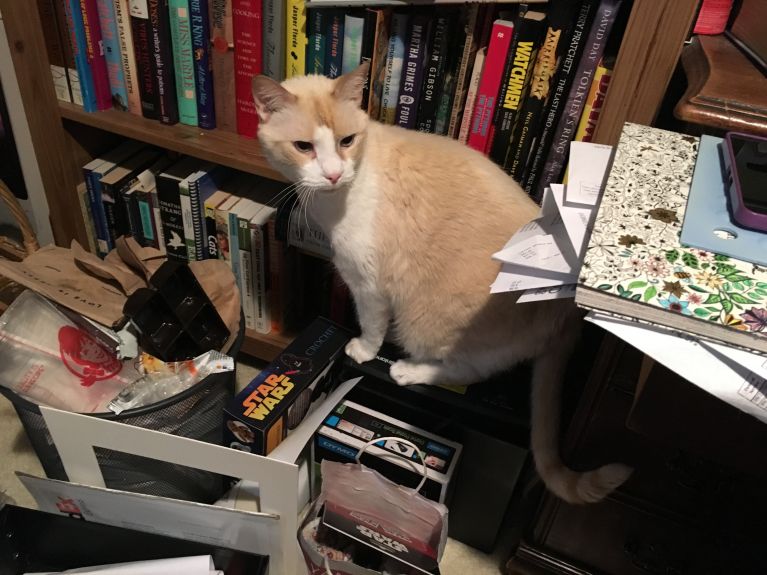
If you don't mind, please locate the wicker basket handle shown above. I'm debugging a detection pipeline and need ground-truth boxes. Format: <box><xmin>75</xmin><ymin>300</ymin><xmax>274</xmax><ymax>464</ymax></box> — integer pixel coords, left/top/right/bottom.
<box><xmin>0</xmin><ymin>178</ymin><xmax>40</xmax><ymax>256</ymax></box>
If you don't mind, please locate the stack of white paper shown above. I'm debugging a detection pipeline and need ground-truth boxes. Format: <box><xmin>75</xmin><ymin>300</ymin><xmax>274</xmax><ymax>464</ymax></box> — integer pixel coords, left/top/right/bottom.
<box><xmin>491</xmin><ymin>142</ymin><xmax>614</xmax><ymax>302</ymax></box>
<box><xmin>24</xmin><ymin>555</ymin><xmax>222</xmax><ymax>575</ymax></box>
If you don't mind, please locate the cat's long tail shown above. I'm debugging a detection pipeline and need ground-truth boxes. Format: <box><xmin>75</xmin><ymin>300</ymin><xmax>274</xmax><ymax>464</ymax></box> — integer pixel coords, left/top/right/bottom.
<box><xmin>530</xmin><ymin>340</ymin><xmax>633</xmax><ymax>504</ymax></box>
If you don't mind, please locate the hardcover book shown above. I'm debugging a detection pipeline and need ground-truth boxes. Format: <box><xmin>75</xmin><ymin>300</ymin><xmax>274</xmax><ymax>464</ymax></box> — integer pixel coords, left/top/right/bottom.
<box><xmin>209</xmin><ymin>0</ymin><xmax>236</xmax><ymax>132</ymax></box>
<box><xmin>416</xmin><ymin>11</ymin><xmax>451</xmax><ymax>133</ymax></box>
<box><xmin>576</xmin><ymin>123</ymin><xmax>767</xmax><ymax>354</ymax></box>
<box><xmin>149</xmin><ymin>0</ymin><xmax>179</xmax><ymax>124</ymax></box>
<box><xmin>233</xmin><ymin>0</ymin><xmax>263</xmax><ymax>138</ymax></box>
<box><xmin>394</xmin><ymin>11</ymin><xmax>432</xmax><ymax>129</ymax></box>
<box><xmin>488</xmin><ymin>10</ymin><xmax>546</xmax><ymax>166</ymax></box>
<box><xmin>522</xmin><ymin>0</ymin><xmax>597</xmax><ymax>200</ymax></box>
<box><xmin>96</xmin><ymin>0</ymin><xmax>129</xmax><ymax>110</ymax></box>
<box><xmin>263</xmin><ymin>0</ymin><xmax>285</xmax><ymax>80</ymax></box>
<box><xmin>190</xmin><ymin>0</ymin><xmax>215</xmax><ymax>128</ymax></box>
<box><xmin>379</xmin><ymin>11</ymin><xmax>408</xmax><ymax>125</ymax></box>
<box><xmin>306</xmin><ymin>8</ymin><xmax>326</xmax><ymax>74</ymax></box>
<box><xmin>466</xmin><ymin>18</ymin><xmax>515</xmax><ymax>153</ymax></box>
<box><xmin>113</xmin><ymin>0</ymin><xmax>142</xmax><ymax>114</ymax></box>
<box><xmin>285</xmin><ymin>0</ymin><xmax>307</xmax><ymax>78</ymax></box>
<box><xmin>324</xmin><ymin>10</ymin><xmax>344</xmax><ymax>78</ymax></box>
<box><xmin>169</xmin><ymin>0</ymin><xmax>199</xmax><ymax>125</ymax></box>
<box><xmin>129</xmin><ymin>0</ymin><xmax>158</xmax><ymax>118</ymax></box>
<box><xmin>341</xmin><ymin>13</ymin><xmax>365</xmax><ymax>74</ymax></box>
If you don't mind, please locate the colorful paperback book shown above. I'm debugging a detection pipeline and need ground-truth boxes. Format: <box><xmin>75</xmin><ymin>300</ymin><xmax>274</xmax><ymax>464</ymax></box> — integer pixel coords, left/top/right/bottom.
<box><xmin>306</xmin><ymin>8</ymin><xmax>326</xmax><ymax>74</ymax></box>
<box><xmin>113</xmin><ymin>0</ymin><xmax>142</xmax><ymax>114</ymax></box>
<box><xmin>395</xmin><ymin>12</ymin><xmax>432</xmax><ymax>130</ymax></box>
<box><xmin>576</xmin><ymin>123</ymin><xmax>767</xmax><ymax>355</ymax></box>
<box><xmin>341</xmin><ymin>13</ymin><xmax>365</xmax><ymax>74</ymax></box>
<box><xmin>129</xmin><ymin>0</ymin><xmax>158</xmax><ymax>118</ymax></box>
<box><xmin>95</xmin><ymin>0</ymin><xmax>129</xmax><ymax>110</ymax></box>
<box><xmin>359</xmin><ymin>8</ymin><xmax>381</xmax><ymax>111</ymax></box>
<box><xmin>446</xmin><ymin>4</ymin><xmax>483</xmax><ymax>138</ymax></box>
<box><xmin>263</xmin><ymin>0</ymin><xmax>285</xmax><ymax>80</ymax></box>
<box><xmin>188</xmin><ymin>165</ymin><xmax>228</xmax><ymax>260</ymax></box>
<box><xmin>457</xmin><ymin>47</ymin><xmax>486</xmax><ymax>144</ymax></box>
<box><xmin>190</xmin><ymin>0</ymin><xmax>215</xmax><ymax>128</ymax></box>
<box><xmin>379</xmin><ymin>11</ymin><xmax>409</xmax><ymax>125</ymax></box>
<box><xmin>214</xmin><ymin>193</ymin><xmax>242</xmax><ymax>269</ymax></box>
<box><xmin>64</xmin><ymin>0</ymin><xmax>98</xmax><ymax>111</ymax></box>
<box><xmin>366</xmin><ymin>8</ymin><xmax>391</xmax><ymax>119</ymax></box>
<box><xmin>169</xmin><ymin>0</ymin><xmax>199</xmax><ymax>125</ymax></box>
<box><xmin>285</xmin><ymin>0</ymin><xmax>307</xmax><ymax>78</ymax></box>
<box><xmin>574</xmin><ymin>60</ymin><xmax>612</xmax><ymax>143</ymax></box>
<box><xmin>209</xmin><ymin>0</ymin><xmax>235</xmax><ymax>132</ymax></box>
<box><xmin>204</xmin><ymin>189</ymin><xmax>231</xmax><ymax>259</ymax></box>
<box><xmin>324</xmin><ymin>10</ymin><xmax>344</xmax><ymax>79</ymax></box>
<box><xmin>233</xmin><ymin>0</ymin><xmax>262</xmax><ymax>137</ymax></box>
<box><xmin>81</xmin><ymin>0</ymin><xmax>113</xmax><ymax>109</ymax></box>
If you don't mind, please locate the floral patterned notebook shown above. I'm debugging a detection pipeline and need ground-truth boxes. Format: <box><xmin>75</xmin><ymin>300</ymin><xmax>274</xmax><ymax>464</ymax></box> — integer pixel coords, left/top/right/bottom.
<box><xmin>576</xmin><ymin>123</ymin><xmax>767</xmax><ymax>354</ymax></box>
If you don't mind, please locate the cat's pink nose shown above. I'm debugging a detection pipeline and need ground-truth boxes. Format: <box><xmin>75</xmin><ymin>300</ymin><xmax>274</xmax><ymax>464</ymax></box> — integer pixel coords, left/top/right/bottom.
<box><xmin>325</xmin><ymin>172</ymin><xmax>341</xmax><ymax>185</ymax></box>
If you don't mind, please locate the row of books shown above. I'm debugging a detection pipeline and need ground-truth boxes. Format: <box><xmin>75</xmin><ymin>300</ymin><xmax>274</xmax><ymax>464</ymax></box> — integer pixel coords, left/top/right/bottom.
<box><xmin>79</xmin><ymin>140</ymin><xmax>353</xmax><ymax>334</ymax></box>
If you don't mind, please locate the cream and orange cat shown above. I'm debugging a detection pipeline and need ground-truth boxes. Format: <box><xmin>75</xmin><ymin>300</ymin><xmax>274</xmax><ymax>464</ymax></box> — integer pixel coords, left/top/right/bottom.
<box><xmin>252</xmin><ymin>63</ymin><xmax>631</xmax><ymax>504</ymax></box>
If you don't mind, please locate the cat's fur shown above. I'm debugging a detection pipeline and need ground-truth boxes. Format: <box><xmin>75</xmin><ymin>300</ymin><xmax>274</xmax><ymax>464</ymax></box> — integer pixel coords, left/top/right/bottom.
<box><xmin>252</xmin><ymin>63</ymin><xmax>631</xmax><ymax>504</ymax></box>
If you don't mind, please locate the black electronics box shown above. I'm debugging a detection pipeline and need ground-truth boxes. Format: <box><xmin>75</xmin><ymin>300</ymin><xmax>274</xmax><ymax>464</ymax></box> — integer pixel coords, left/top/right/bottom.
<box><xmin>314</xmin><ymin>399</ymin><xmax>463</xmax><ymax>504</ymax></box>
<box><xmin>224</xmin><ymin>317</ymin><xmax>351</xmax><ymax>455</ymax></box>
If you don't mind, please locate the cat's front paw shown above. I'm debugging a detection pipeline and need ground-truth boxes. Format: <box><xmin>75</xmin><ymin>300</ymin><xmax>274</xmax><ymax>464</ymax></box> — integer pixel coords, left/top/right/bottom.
<box><xmin>390</xmin><ymin>360</ymin><xmax>441</xmax><ymax>386</ymax></box>
<box><xmin>345</xmin><ymin>338</ymin><xmax>379</xmax><ymax>364</ymax></box>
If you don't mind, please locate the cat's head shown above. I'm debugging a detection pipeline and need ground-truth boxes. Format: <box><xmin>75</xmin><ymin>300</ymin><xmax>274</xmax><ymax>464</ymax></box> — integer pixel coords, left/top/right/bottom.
<box><xmin>252</xmin><ymin>63</ymin><xmax>370</xmax><ymax>192</ymax></box>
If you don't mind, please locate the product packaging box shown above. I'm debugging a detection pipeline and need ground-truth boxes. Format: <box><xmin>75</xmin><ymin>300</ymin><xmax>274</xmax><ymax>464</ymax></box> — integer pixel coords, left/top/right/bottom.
<box><xmin>314</xmin><ymin>399</ymin><xmax>463</xmax><ymax>504</ymax></box>
<box><xmin>224</xmin><ymin>317</ymin><xmax>351</xmax><ymax>455</ymax></box>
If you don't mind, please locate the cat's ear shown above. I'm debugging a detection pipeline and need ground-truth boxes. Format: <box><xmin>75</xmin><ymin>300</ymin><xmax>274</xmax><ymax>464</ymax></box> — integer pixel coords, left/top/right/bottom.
<box><xmin>333</xmin><ymin>61</ymin><xmax>370</xmax><ymax>106</ymax></box>
<box><xmin>251</xmin><ymin>75</ymin><xmax>296</xmax><ymax>122</ymax></box>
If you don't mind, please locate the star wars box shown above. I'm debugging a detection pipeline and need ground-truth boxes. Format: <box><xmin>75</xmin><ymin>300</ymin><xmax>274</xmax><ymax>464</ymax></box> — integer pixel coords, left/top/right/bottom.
<box><xmin>224</xmin><ymin>317</ymin><xmax>351</xmax><ymax>455</ymax></box>
<box><xmin>314</xmin><ymin>400</ymin><xmax>463</xmax><ymax>504</ymax></box>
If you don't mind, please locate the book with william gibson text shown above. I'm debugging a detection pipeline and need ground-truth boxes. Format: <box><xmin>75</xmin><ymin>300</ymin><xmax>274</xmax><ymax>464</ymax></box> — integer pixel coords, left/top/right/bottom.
<box><xmin>466</xmin><ymin>19</ymin><xmax>515</xmax><ymax>154</ymax></box>
<box><xmin>416</xmin><ymin>11</ymin><xmax>452</xmax><ymax>133</ymax></box>
<box><xmin>395</xmin><ymin>11</ymin><xmax>432</xmax><ymax>130</ymax></box>
<box><xmin>233</xmin><ymin>0</ymin><xmax>262</xmax><ymax>138</ymax></box>
<box><xmin>488</xmin><ymin>10</ymin><xmax>546</xmax><ymax>167</ymax></box>
<box><xmin>577</xmin><ymin>123</ymin><xmax>767</xmax><ymax>355</ymax></box>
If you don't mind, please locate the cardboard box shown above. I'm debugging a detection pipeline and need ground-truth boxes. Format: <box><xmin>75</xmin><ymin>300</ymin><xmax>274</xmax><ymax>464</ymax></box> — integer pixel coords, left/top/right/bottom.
<box><xmin>314</xmin><ymin>400</ymin><xmax>462</xmax><ymax>504</ymax></box>
<box><xmin>225</xmin><ymin>317</ymin><xmax>351</xmax><ymax>455</ymax></box>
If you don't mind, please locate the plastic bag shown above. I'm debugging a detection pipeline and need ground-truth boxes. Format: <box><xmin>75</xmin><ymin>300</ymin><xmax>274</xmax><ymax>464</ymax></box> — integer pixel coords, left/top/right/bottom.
<box><xmin>0</xmin><ymin>291</ymin><xmax>139</xmax><ymax>413</ymax></box>
<box><xmin>299</xmin><ymin>437</ymin><xmax>448</xmax><ymax>575</ymax></box>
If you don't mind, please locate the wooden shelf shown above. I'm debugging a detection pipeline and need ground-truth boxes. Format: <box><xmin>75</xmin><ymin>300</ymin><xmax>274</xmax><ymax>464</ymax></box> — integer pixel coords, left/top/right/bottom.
<box><xmin>59</xmin><ymin>102</ymin><xmax>288</xmax><ymax>182</ymax></box>
<box><xmin>241</xmin><ymin>329</ymin><xmax>296</xmax><ymax>362</ymax></box>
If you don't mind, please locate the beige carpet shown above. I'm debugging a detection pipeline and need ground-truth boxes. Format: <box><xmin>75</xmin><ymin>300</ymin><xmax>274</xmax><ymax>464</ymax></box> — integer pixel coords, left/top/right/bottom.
<box><xmin>0</xmin><ymin>359</ymin><xmax>507</xmax><ymax>574</ymax></box>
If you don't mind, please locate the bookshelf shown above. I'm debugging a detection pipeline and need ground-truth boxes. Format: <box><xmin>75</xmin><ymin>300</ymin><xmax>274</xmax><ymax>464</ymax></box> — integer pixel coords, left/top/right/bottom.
<box><xmin>1</xmin><ymin>0</ymin><xmax>699</xmax><ymax>361</ymax></box>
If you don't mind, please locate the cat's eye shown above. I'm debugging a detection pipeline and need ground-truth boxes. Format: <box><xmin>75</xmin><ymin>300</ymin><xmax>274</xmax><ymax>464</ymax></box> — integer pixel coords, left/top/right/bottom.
<box><xmin>294</xmin><ymin>141</ymin><xmax>314</xmax><ymax>153</ymax></box>
<box><xmin>340</xmin><ymin>134</ymin><xmax>356</xmax><ymax>147</ymax></box>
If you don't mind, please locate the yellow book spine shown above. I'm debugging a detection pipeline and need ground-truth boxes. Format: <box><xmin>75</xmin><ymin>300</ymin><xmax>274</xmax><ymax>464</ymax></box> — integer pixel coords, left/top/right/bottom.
<box><xmin>573</xmin><ymin>63</ymin><xmax>612</xmax><ymax>143</ymax></box>
<box><xmin>285</xmin><ymin>0</ymin><xmax>307</xmax><ymax>78</ymax></box>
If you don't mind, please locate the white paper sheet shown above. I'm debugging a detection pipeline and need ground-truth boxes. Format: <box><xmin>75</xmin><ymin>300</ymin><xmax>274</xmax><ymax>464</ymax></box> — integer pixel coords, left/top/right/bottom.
<box><xmin>550</xmin><ymin>184</ymin><xmax>595</xmax><ymax>258</ymax></box>
<box><xmin>565</xmin><ymin>141</ymin><xmax>614</xmax><ymax>206</ymax></box>
<box><xmin>24</xmin><ymin>555</ymin><xmax>220</xmax><ymax>575</ymax></box>
<box><xmin>490</xmin><ymin>263</ymin><xmax>576</xmax><ymax>294</ymax></box>
<box><xmin>585</xmin><ymin>312</ymin><xmax>767</xmax><ymax>424</ymax></box>
<box><xmin>517</xmin><ymin>283</ymin><xmax>577</xmax><ymax>303</ymax></box>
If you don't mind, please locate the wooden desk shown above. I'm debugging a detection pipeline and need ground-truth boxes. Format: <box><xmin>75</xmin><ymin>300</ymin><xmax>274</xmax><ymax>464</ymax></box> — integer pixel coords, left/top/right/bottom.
<box><xmin>675</xmin><ymin>34</ymin><xmax>767</xmax><ymax>135</ymax></box>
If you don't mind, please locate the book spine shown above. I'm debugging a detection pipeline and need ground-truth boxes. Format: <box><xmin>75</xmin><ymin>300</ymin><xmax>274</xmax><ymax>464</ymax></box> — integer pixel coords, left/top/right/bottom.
<box><xmin>341</xmin><ymin>14</ymin><xmax>365</xmax><ymax>74</ymax></box>
<box><xmin>129</xmin><ymin>0</ymin><xmax>158</xmax><ymax>119</ymax></box>
<box><xmin>204</xmin><ymin>198</ymin><xmax>219</xmax><ymax>259</ymax></box>
<box><xmin>467</xmin><ymin>20</ymin><xmax>514</xmax><ymax>154</ymax></box>
<box><xmin>214</xmin><ymin>205</ymin><xmax>233</xmax><ymax>265</ymax></box>
<box><xmin>96</xmin><ymin>0</ymin><xmax>129</xmax><ymax>110</ymax></box>
<box><xmin>266</xmin><ymin>218</ymin><xmax>283</xmax><ymax>333</ymax></box>
<box><xmin>38</xmin><ymin>0</ymin><xmax>71</xmax><ymax>103</ymax></box>
<box><xmin>488</xmin><ymin>16</ymin><xmax>545</xmax><ymax>166</ymax></box>
<box><xmin>324</xmin><ymin>10</ymin><xmax>344</xmax><ymax>78</ymax></box>
<box><xmin>366</xmin><ymin>8</ymin><xmax>390</xmax><ymax>120</ymax></box>
<box><xmin>458</xmin><ymin>46</ymin><xmax>485</xmax><ymax>144</ymax></box>
<box><xmin>450</xmin><ymin>5</ymin><xmax>489</xmax><ymax>139</ymax></box>
<box><xmin>358</xmin><ymin>9</ymin><xmax>378</xmax><ymax>111</ymax></box>
<box><xmin>285</xmin><ymin>0</ymin><xmax>306</xmax><ymax>78</ymax></box>
<box><xmin>209</xmin><ymin>0</ymin><xmax>235</xmax><ymax>132</ymax></box>
<box><xmin>65</xmin><ymin>0</ymin><xmax>98</xmax><ymax>111</ymax></box>
<box><xmin>505</xmin><ymin>9</ymin><xmax>573</xmax><ymax>180</ymax></box>
<box><xmin>262</xmin><ymin>0</ymin><xmax>284</xmax><ymax>80</ymax></box>
<box><xmin>190</xmin><ymin>0</ymin><xmax>215</xmax><ymax>128</ymax></box>
<box><xmin>150</xmin><ymin>186</ymin><xmax>166</xmax><ymax>253</ymax></box>
<box><xmin>136</xmin><ymin>189</ymin><xmax>158</xmax><ymax>247</ymax></box>
<box><xmin>233</xmin><ymin>0</ymin><xmax>262</xmax><ymax>138</ymax></box>
<box><xmin>379</xmin><ymin>11</ymin><xmax>408</xmax><ymax>124</ymax></box>
<box><xmin>114</xmin><ymin>179</ymin><xmax>137</xmax><ymax>239</ymax></box>
<box><xmin>149</xmin><ymin>0</ymin><xmax>179</xmax><ymax>124</ymax></box>
<box><xmin>54</xmin><ymin>0</ymin><xmax>81</xmax><ymax>104</ymax></box>
<box><xmin>574</xmin><ymin>61</ymin><xmax>611</xmax><ymax>143</ymax></box>
<box><xmin>537</xmin><ymin>0</ymin><xmax>620</xmax><ymax>196</ymax></box>
<box><xmin>306</xmin><ymin>8</ymin><xmax>325</xmax><ymax>74</ymax></box>
<box><xmin>228</xmin><ymin>210</ymin><xmax>242</xmax><ymax>296</ymax></box>
<box><xmin>238</xmin><ymin>218</ymin><xmax>256</xmax><ymax>329</ymax></box>
<box><xmin>124</xmin><ymin>189</ymin><xmax>144</xmax><ymax>243</ymax></box>
<box><xmin>77</xmin><ymin>184</ymin><xmax>99</xmax><ymax>253</ymax></box>
<box><xmin>100</xmin><ymin>182</ymin><xmax>119</xmax><ymax>246</ymax></box>
<box><xmin>169</xmin><ymin>0</ymin><xmax>199</xmax><ymax>125</ymax></box>
<box><xmin>250</xmin><ymin>222</ymin><xmax>270</xmax><ymax>333</ymax></box>
<box><xmin>395</xmin><ymin>13</ymin><xmax>431</xmax><ymax>130</ymax></box>
<box><xmin>179</xmin><ymin>180</ymin><xmax>197</xmax><ymax>260</ymax></box>
<box><xmin>83</xmin><ymin>167</ymin><xmax>110</xmax><ymax>255</ymax></box>
<box><xmin>523</xmin><ymin>1</ymin><xmax>595</xmax><ymax>199</ymax></box>
<box><xmin>158</xmin><ymin>176</ymin><xmax>187</xmax><ymax>261</ymax></box>
<box><xmin>416</xmin><ymin>13</ymin><xmax>450</xmax><ymax>133</ymax></box>
<box><xmin>113</xmin><ymin>0</ymin><xmax>141</xmax><ymax>113</ymax></box>
<box><xmin>81</xmin><ymin>0</ymin><xmax>113</xmax><ymax>109</ymax></box>
<box><xmin>189</xmin><ymin>179</ymin><xmax>205</xmax><ymax>260</ymax></box>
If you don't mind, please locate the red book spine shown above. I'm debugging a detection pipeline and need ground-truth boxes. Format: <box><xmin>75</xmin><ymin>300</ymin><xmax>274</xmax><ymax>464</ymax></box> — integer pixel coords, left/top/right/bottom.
<box><xmin>233</xmin><ymin>0</ymin><xmax>262</xmax><ymax>138</ymax></box>
<box><xmin>79</xmin><ymin>0</ymin><xmax>112</xmax><ymax>109</ymax></box>
<box><xmin>467</xmin><ymin>20</ymin><xmax>514</xmax><ymax>154</ymax></box>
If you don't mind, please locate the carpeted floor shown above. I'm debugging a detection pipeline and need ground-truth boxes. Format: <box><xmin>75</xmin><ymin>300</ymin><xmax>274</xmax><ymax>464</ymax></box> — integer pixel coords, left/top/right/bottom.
<box><xmin>0</xmin><ymin>359</ymin><xmax>507</xmax><ymax>574</ymax></box>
